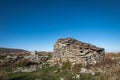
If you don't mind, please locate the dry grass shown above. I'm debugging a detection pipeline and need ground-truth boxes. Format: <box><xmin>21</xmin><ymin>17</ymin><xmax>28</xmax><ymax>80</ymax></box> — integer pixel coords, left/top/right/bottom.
<box><xmin>0</xmin><ymin>70</ymin><xmax>8</xmax><ymax>80</ymax></box>
<box><xmin>14</xmin><ymin>58</ymin><xmax>29</xmax><ymax>67</ymax></box>
<box><xmin>101</xmin><ymin>53</ymin><xmax>116</xmax><ymax>65</ymax></box>
<box><xmin>94</xmin><ymin>53</ymin><xmax>117</xmax><ymax>67</ymax></box>
<box><xmin>98</xmin><ymin>66</ymin><xmax>120</xmax><ymax>80</ymax></box>
<box><xmin>94</xmin><ymin>53</ymin><xmax>120</xmax><ymax>80</ymax></box>
<box><xmin>110</xmin><ymin>52</ymin><xmax>120</xmax><ymax>57</ymax></box>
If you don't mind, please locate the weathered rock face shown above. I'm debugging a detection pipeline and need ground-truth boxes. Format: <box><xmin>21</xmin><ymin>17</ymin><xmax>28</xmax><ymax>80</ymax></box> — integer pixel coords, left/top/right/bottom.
<box><xmin>53</xmin><ymin>38</ymin><xmax>105</xmax><ymax>67</ymax></box>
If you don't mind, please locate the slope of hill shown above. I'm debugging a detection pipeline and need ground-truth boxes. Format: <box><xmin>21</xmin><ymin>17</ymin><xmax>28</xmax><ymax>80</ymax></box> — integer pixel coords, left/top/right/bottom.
<box><xmin>0</xmin><ymin>47</ymin><xmax>28</xmax><ymax>54</ymax></box>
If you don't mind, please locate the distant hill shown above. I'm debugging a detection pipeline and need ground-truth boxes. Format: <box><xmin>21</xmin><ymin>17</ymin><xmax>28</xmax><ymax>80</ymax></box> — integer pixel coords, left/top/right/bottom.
<box><xmin>0</xmin><ymin>47</ymin><xmax>28</xmax><ymax>54</ymax></box>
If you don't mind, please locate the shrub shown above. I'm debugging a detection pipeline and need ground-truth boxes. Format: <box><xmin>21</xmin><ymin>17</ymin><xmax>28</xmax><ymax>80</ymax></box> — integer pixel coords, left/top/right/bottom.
<box><xmin>0</xmin><ymin>55</ymin><xmax>6</xmax><ymax>60</ymax></box>
<box><xmin>14</xmin><ymin>59</ymin><xmax>29</xmax><ymax>67</ymax></box>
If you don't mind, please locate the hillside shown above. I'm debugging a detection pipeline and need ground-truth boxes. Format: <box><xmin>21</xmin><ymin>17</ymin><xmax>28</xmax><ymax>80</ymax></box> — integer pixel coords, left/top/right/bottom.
<box><xmin>0</xmin><ymin>47</ymin><xmax>28</xmax><ymax>54</ymax></box>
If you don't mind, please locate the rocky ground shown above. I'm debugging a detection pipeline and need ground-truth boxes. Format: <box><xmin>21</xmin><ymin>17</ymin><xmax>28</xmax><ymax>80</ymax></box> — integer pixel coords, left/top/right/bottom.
<box><xmin>0</xmin><ymin>38</ymin><xmax>120</xmax><ymax>80</ymax></box>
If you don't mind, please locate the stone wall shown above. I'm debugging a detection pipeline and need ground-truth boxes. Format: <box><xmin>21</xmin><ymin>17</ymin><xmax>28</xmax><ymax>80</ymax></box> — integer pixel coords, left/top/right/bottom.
<box><xmin>53</xmin><ymin>38</ymin><xmax>105</xmax><ymax>67</ymax></box>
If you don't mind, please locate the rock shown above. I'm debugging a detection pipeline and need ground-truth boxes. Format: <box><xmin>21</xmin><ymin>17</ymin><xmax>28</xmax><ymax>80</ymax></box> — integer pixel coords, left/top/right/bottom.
<box><xmin>80</xmin><ymin>67</ymin><xmax>88</xmax><ymax>73</ymax></box>
<box><xmin>53</xmin><ymin>38</ymin><xmax>105</xmax><ymax>67</ymax></box>
<box><xmin>72</xmin><ymin>76</ymin><xmax>75</xmax><ymax>79</ymax></box>
<box><xmin>91</xmin><ymin>72</ymin><xmax>95</xmax><ymax>76</ymax></box>
<box><xmin>76</xmin><ymin>74</ymin><xmax>80</xmax><ymax>79</ymax></box>
<box><xmin>60</xmin><ymin>77</ymin><xmax>64</xmax><ymax>80</ymax></box>
<box><xmin>54</xmin><ymin>70</ymin><xmax>58</xmax><ymax>73</ymax></box>
<box><xmin>21</xmin><ymin>66</ymin><xmax>37</xmax><ymax>72</ymax></box>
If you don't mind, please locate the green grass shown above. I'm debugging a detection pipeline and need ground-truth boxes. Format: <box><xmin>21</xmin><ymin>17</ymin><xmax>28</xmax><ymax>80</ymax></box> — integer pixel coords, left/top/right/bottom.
<box><xmin>80</xmin><ymin>74</ymin><xmax>94</xmax><ymax>80</ymax></box>
<box><xmin>8</xmin><ymin>67</ymin><xmax>58</xmax><ymax>80</ymax></box>
<box><xmin>0</xmin><ymin>55</ymin><xmax>6</xmax><ymax>60</ymax></box>
<box><xmin>7</xmin><ymin>67</ymin><xmax>94</xmax><ymax>80</ymax></box>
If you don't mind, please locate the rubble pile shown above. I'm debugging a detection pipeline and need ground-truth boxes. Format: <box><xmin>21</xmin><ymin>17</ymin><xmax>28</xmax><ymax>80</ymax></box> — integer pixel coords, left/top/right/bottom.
<box><xmin>53</xmin><ymin>38</ymin><xmax>105</xmax><ymax>67</ymax></box>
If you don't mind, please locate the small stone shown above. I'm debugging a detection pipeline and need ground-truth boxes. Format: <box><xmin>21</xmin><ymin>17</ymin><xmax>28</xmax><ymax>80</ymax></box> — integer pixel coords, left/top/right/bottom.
<box><xmin>76</xmin><ymin>74</ymin><xmax>80</xmax><ymax>79</ymax></box>
<box><xmin>60</xmin><ymin>77</ymin><xmax>64</xmax><ymax>80</ymax></box>
<box><xmin>91</xmin><ymin>72</ymin><xmax>95</xmax><ymax>76</ymax></box>
<box><xmin>80</xmin><ymin>68</ymin><xmax>88</xmax><ymax>73</ymax></box>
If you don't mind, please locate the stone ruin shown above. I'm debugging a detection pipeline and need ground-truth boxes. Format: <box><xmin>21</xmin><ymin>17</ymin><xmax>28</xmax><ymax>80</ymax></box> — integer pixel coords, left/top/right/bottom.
<box><xmin>53</xmin><ymin>38</ymin><xmax>105</xmax><ymax>67</ymax></box>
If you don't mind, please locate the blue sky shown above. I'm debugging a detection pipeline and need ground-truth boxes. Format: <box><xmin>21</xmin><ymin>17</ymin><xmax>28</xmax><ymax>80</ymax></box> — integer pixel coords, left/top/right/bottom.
<box><xmin>0</xmin><ymin>0</ymin><xmax>120</xmax><ymax>52</ymax></box>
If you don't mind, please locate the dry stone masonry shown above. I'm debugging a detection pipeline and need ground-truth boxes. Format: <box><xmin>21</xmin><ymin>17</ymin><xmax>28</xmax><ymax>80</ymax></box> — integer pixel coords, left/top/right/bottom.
<box><xmin>53</xmin><ymin>38</ymin><xmax>105</xmax><ymax>67</ymax></box>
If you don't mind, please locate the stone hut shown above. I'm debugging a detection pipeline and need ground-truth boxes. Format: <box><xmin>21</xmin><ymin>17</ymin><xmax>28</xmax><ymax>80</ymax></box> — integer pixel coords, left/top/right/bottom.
<box><xmin>53</xmin><ymin>38</ymin><xmax>105</xmax><ymax>67</ymax></box>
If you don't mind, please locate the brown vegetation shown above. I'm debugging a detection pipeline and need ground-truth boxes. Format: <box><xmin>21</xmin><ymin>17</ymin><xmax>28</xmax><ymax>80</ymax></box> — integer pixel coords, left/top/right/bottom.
<box><xmin>98</xmin><ymin>66</ymin><xmax>120</xmax><ymax>80</ymax></box>
<box><xmin>0</xmin><ymin>70</ymin><xmax>8</xmax><ymax>80</ymax></box>
<box><xmin>94</xmin><ymin>53</ymin><xmax>117</xmax><ymax>67</ymax></box>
